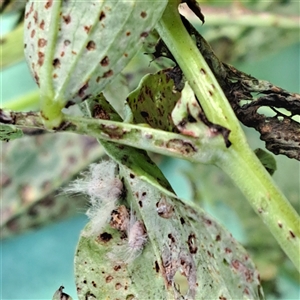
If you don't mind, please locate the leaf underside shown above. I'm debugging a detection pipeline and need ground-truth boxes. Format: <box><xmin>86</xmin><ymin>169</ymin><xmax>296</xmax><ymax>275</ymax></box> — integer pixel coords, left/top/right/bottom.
<box><xmin>75</xmin><ymin>160</ymin><xmax>264</xmax><ymax>299</ymax></box>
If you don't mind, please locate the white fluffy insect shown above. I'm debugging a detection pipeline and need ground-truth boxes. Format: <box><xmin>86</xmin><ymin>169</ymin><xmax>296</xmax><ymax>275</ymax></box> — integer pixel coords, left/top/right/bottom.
<box><xmin>65</xmin><ymin>160</ymin><xmax>123</xmax><ymax>236</ymax></box>
<box><xmin>108</xmin><ymin>209</ymin><xmax>148</xmax><ymax>264</ymax></box>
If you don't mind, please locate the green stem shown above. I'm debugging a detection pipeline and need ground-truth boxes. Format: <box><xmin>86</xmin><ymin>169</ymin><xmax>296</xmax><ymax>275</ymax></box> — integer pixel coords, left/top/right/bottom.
<box><xmin>0</xmin><ymin>108</ymin><xmax>224</xmax><ymax>163</ymax></box>
<box><xmin>155</xmin><ymin>0</ymin><xmax>300</xmax><ymax>270</ymax></box>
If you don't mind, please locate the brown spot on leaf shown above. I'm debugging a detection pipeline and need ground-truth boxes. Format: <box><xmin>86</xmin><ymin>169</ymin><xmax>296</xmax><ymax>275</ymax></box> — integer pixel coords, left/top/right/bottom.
<box><xmin>53</xmin><ymin>58</ymin><xmax>60</xmax><ymax>68</ymax></box>
<box><xmin>126</xmin><ymin>31</ymin><xmax>131</xmax><ymax>36</ymax></box>
<box><xmin>86</xmin><ymin>41</ymin><xmax>96</xmax><ymax>51</ymax></box>
<box><xmin>168</xmin><ymin>233</ymin><xmax>175</xmax><ymax>243</ymax></box>
<box><xmin>200</xmin><ymin>68</ymin><xmax>206</xmax><ymax>75</ymax></box>
<box><xmin>78</xmin><ymin>82</ymin><xmax>89</xmax><ymax>97</ymax></box>
<box><xmin>31</xmin><ymin>29</ymin><xmax>35</xmax><ymax>38</ymax></box>
<box><xmin>27</xmin><ymin>21</ymin><xmax>31</xmax><ymax>29</ymax></box>
<box><xmin>115</xmin><ymin>283</ymin><xmax>122</xmax><ymax>290</ymax></box>
<box><xmin>84</xmin><ymin>25</ymin><xmax>91</xmax><ymax>33</ymax></box>
<box><xmin>98</xmin><ymin>232</ymin><xmax>112</xmax><ymax>242</ymax></box>
<box><xmin>140</xmin><ymin>11</ymin><xmax>147</xmax><ymax>18</ymax></box>
<box><xmin>96</xmin><ymin>76</ymin><xmax>101</xmax><ymax>83</ymax></box>
<box><xmin>65</xmin><ymin>100</ymin><xmax>75</xmax><ymax>108</ymax></box>
<box><xmin>33</xmin><ymin>11</ymin><xmax>38</xmax><ymax>23</ymax></box>
<box><xmin>114</xmin><ymin>265</ymin><xmax>121</xmax><ymax>271</ymax></box>
<box><xmin>289</xmin><ymin>230</ymin><xmax>296</xmax><ymax>238</ymax></box>
<box><xmin>166</xmin><ymin>139</ymin><xmax>197</xmax><ymax>154</ymax></box>
<box><xmin>187</xmin><ymin>233</ymin><xmax>198</xmax><ymax>254</ymax></box>
<box><xmin>225</xmin><ymin>247</ymin><xmax>232</xmax><ymax>253</ymax></box>
<box><xmin>140</xmin><ymin>32</ymin><xmax>148</xmax><ymax>38</ymax></box>
<box><xmin>38</xmin><ymin>52</ymin><xmax>45</xmax><ymax>66</ymax></box>
<box><xmin>39</xmin><ymin>20</ymin><xmax>45</xmax><ymax>30</ymax></box>
<box><xmin>140</xmin><ymin>111</ymin><xmax>149</xmax><ymax>118</ymax></box>
<box><xmin>64</xmin><ymin>39</ymin><xmax>71</xmax><ymax>46</ymax></box>
<box><xmin>34</xmin><ymin>72</ymin><xmax>40</xmax><ymax>86</ymax></box>
<box><xmin>38</xmin><ymin>38</ymin><xmax>47</xmax><ymax>47</ymax></box>
<box><xmin>100</xmin><ymin>56</ymin><xmax>109</xmax><ymax>66</ymax></box>
<box><xmin>278</xmin><ymin>222</ymin><xmax>283</xmax><ymax>228</ymax></box>
<box><xmin>25</xmin><ymin>3</ymin><xmax>33</xmax><ymax>19</ymax></box>
<box><xmin>203</xmin><ymin>217</ymin><xmax>212</xmax><ymax>225</ymax></box>
<box><xmin>63</xmin><ymin>15</ymin><xmax>71</xmax><ymax>24</ymax></box>
<box><xmin>99</xmin><ymin>11</ymin><xmax>106</xmax><ymax>21</ymax></box>
<box><xmin>154</xmin><ymin>261</ymin><xmax>160</xmax><ymax>273</ymax></box>
<box><xmin>105</xmin><ymin>275</ymin><xmax>113</xmax><ymax>283</ymax></box>
<box><xmin>45</xmin><ymin>0</ymin><xmax>53</xmax><ymax>9</ymax></box>
<box><xmin>103</xmin><ymin>70</ymin><xmax>113</xmax><ymax>78</ymax></box>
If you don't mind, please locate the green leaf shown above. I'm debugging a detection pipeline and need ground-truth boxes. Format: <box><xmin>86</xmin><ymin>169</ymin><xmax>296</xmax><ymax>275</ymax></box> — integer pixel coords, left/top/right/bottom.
<box><xmin>172</xmin><ymin>81</ymin><xmax>208</xmax><ymax>137</ymax></box>
<box><xmin>23</xmin><ymin>0</ymin><xmax>168</xmax><ymax>128</ymax></box>
<box><xmin>0</xmin><ymin>123</ymin><xmax>23</xmax><ymax>141</ymax></box>
<box><xmin>75</xmin><ymin>158</ymin><xmax>264</xmax><ymax>299</ymax></box>
<box><xmin>0</xmin><ymin>0</ymin><xmax>26</xmax><ymax>14</ymax></box>
<box><xmin>254</xmin><ymin>148</ymin><xmax>277</xmax><ymax>175</ymax></box>
<box><xmin>127</xmin><ymin>69</ymin><xmax>181</xmax><ymax>131</ymax></box>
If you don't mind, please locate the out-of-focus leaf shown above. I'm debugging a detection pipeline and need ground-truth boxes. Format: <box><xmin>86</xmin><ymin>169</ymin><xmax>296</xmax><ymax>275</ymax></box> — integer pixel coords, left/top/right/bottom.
<box><xmin>0</xmin><ymin>0</ymin><xmax>25</xmax><ymax>13</ymax></box>
<box><xmin>0</xmin><ymin>123</ymin><xmax>23</xmax><ymax>141</ymax></box>
<box><xmin>0</xmin><ymin>133</ymin><xmax>105</xmax><ymax>239</ymax></box>
<box><xmin>1</xmin><ymin>23</ymin><xmax>24</xmax><ymax>68</ymax></box>
<box><xmin>23</xmin><ymin>0</ymin><xmax>168</xmax><ymax>128</ymax></box>
<box><xmin>103</xmin><ymin>73</ymin><xmax>130</xmax><ymax>120</ymax></box>
<box><xmin>182</xmin><ymin>2</ymin><xmax>299</xmax><ymax>63</ymax></box>
<box><xmin>254</xmin><ymin>148</ymin><xmax>277</xmax><ymax>175</ymax></box>
<box><xmin>75</xmin><ymin>155</ymin><xmax>264</xmax><ymax>299</ymax></box>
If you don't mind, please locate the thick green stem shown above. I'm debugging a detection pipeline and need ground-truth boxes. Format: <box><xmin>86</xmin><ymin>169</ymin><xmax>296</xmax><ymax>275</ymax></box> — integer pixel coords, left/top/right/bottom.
<box><xmin>155</xmin><ymin>0</ymin><xmax>300</xmax><ymax>270</ymax></box>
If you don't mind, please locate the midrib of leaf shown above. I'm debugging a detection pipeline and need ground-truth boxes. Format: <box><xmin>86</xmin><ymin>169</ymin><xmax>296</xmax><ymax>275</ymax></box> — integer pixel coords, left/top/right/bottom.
<box><xmin>38</xmin><ymin>1</ymin><xmax>64</xmax><ymax>127</ymax></box>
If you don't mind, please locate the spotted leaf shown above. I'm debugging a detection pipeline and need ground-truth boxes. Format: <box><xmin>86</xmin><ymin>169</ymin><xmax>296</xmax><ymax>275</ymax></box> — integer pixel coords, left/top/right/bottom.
<box><xmin>0</xmin><ymin>123</ymin><xmax>23</xmax><ymax>141</ymax></box>
<box><xmin>75</xmin><ymin>154</ymin><xmax>264</xmax><ymax>299</ymax></box>
<box><xmin>23</xmin><ymin>0</ymin><xmax>168</xmax><ymax>128</ymax></box>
